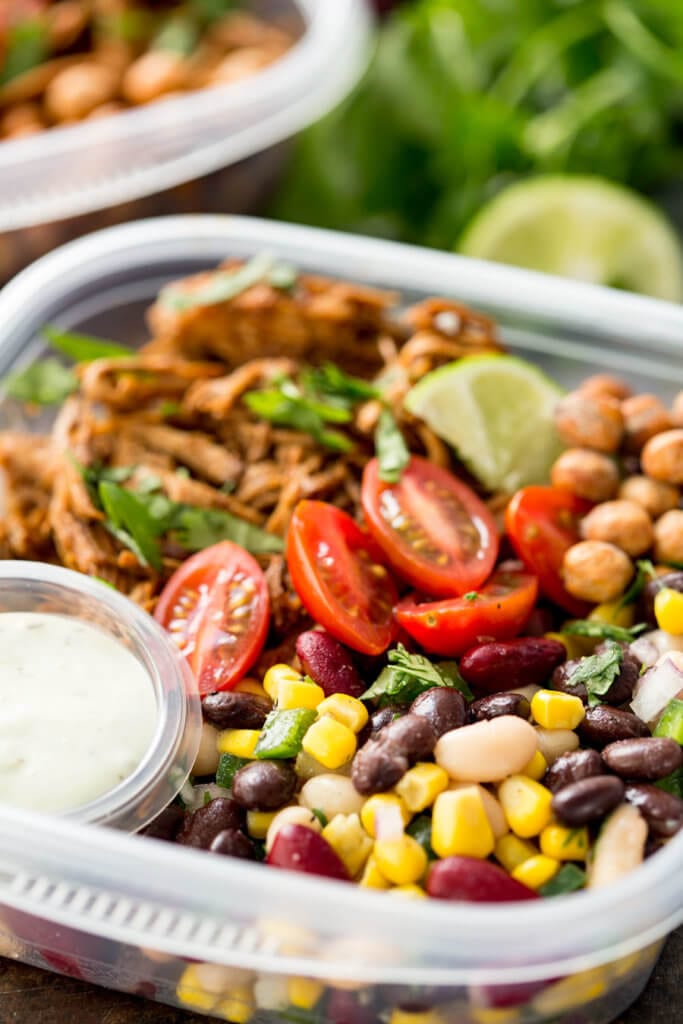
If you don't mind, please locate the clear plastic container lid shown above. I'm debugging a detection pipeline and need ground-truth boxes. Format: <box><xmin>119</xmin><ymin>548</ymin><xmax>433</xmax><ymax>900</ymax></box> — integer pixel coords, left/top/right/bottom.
<box><xmin>0</xmin><ymin>0</ymin><xmax>373</xmax><ymax>232</ymax></box>
<box><xmin>0</xmin><ymin>216</ymin><xmax>679</xmax><ymax>990</ymax></box>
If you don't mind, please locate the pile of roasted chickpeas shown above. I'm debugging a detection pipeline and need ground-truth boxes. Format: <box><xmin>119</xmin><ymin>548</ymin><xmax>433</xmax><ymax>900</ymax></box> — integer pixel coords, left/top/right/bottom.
<box><xmin>0</xmin><ymin>1</ymin><xmax>293</xmax><ymax>140</ymax></box>
<box><xmin>551</xmin><ymin>375</ymin><xmax>683</xmax><ymax>603</ymax></box>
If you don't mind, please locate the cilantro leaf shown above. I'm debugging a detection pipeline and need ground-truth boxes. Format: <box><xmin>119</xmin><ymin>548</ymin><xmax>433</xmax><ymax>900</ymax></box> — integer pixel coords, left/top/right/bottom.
<box><xmin>539</xmin><ymin>864</ymin><xmax>586</xmax><ymax>898</ymax></box>
<box><xmin>152</xmin><ymin>15</ymin><xmax>199</xmax><ymax>55</ymax></box>
<box><xmin>657</xmin><ymin>768</ymin><xmax>683</xmax><ymax>799</ymax></box>
<box><xmin>244</xmin><ymin>379</ymin><xmax>353</xmax><ymax>452</ymax></box>
<box><xmin>560</xmin><ymin>640</ymin><xmax>623</xmax><ymax>708</ymax></box>
<box><xmin>0</xmin><ymin>19</ymin><xmax>49</xmax><ymax>87</ymax></box>
<box><xmin>563</xmin><ymin>620</ymin><xmax>647</xmax><ymax>644</ymax></box>
<box><xmin>302</xmin><ymin>362</ymin><xmax>380</xmax><ymax>406</ymax></box>
<box><xmin>362</xmin><ymin>644</ymin><xmax>472</xmax><ymax>704</ymax></box>
<box><xmin>374</xmin><ymin>408</ymin><xmax>410</xmax><ymax>483</ymax></box>
<box><xmin>42</xmin><ymin>326</ymin><xmax>131</xmax><ymax>362</ymax></box>
<box><xmin>98</xmin><ymin>481</ymin><xmax>164</xmax><ymax>571</ymax></box>
<box><xmin>3</xmin><ymin>359</ymin><xmax>77</xmax><ymax>405</ymax></box>
<box><xmin>617</xmin><ymin>560</ymin><xmax>657</xmax><ymax>609</ymax></box>
<box><xmin>169</xmin><ymin>504</ymin><xmax>284</xmax><ymax>554</ymax></box>
<box><xmin>160</xmin><ymin>253</ymin><xmax>298</xmax><ymax>311</ymax></box>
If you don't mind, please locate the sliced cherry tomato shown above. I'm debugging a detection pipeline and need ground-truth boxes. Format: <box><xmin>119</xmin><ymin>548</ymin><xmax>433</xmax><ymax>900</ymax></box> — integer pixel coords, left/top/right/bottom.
<box><xmin>504</xmin><ymin>486</ymin><xmax>592</xmax><ymax>617</ymax></box>
<box><xmin>361</xmin><ymin>455</ymin><xmax>499</xmax><ymax>598</ymax></box>
<box><xmin>154</xmin><ymin>541</ymin><xmax>270</xmax><ymax>695</ymax></box>
<box><xmin>395</xmin><ymin>562</ymin><xmax>538</xmax><ymax>656</ymax></box>
<box><xmin>286</xmin><ymin>500</ymin><xmax>397</xmax><ymax>655</ymax></box>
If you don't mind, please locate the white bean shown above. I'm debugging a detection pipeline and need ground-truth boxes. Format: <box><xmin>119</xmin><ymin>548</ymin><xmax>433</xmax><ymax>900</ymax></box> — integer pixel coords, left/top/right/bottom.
<box><xmin>435</xmin><ymin>717</ymin><xmax>538</xmax><ymax>782</ymax></box>
<box><xmin>298</xmin><ymin>774</ymin><xmax>364</xmax><ymax>818</ymax></box>
<box><xmin>588</xmin><ymin>804</ymin><xmax>647</xmax><ymax>889</ymax></box>
<box><xmin>534</xmin><ymin>727</ymin><xmax>580</xmax><ymax>765</ymax></box>
<box><xmin>193</xmin><ymin>722</ymin><xmax>220</xmax><ymax>776</ymax></box>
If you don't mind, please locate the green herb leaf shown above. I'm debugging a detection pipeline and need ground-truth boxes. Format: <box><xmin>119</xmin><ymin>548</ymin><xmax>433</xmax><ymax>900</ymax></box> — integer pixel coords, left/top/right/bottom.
<box><xmin>539</xmin><ymin>863</ymin><xmax>586</xmax><ymax>898</ymax></box>
<box><xmin>3</xmin><ymin>359</ymin><xmax>77</xmax><ymax>405</ymax></box>
<box><xmin>169</xmin><ymin>504</ymin><xmax>284</xmax><ymax>554</ymax></box>
<box><xmin>215</xmin><ymin>753</ymin><xmax>250</xmax><ymax>789</ymax></box>
<box><xmin>0</xmin><ymin>19</ymin><xmax>49</xmax><ymax>86</ymax></box>
<box><xmin>406</xmin><ymin>814</ymin><xmax>436</xmax><ymax>860</ymax></box>
<box><xmin>656</xmin><ymin>767</ymin><xmax>683</xmax><ymax>799</ymax></box>
<box><xmin>267</xmin><ymin>262</ymin><xmax>298</xmax><ymax>292</ymax></box>
<box><xmin>152</xmin><ymin>16</ymin><xmax>199</xmax><ymax>55</ymax></box>
<box><xmin>255</xmin><ymin>709</ymin><xmax>318</xmax><ymax>760</ymax></box>
<box><xmin>563</xmin><ymin>620</ymin><xmax>648</xmax><ymax>644</ymax></box>
<box><xmin>158</xmin><ymin>400</ymin><xmax>181</xmax><ymax>419</ymax></box>
<box><xmin>463</xmin><ymin>591</ymin><xmax>479</xmax><ymax>602</ymax></box>
<box><xmin>310</xmin><ymin>808</ymin><xmax>328</xmax><ymax>828</ymax></box>
<box><xmin>374</xmin><ymin>408</ymin><xmax>410</xmax><ymax>483</ymax></box>
<box><xmin>617</xmin><ymin>559</ymin><xmax>657</xmax><ymax>609</ymax></box>
<box><xmin>98</xmin><ymin>481</ymin><xmax>163</xmax><ymax>570</ymax></box>
<box><xmin>188</xmin><ymin>0</ymin><xmax>239</xmax><ymax>27</ymax></box>
<box><xmin>362</xmin><ymin>644</ymin><xmax>470</xmax><ymax>705</ymax></box>
<box><xmin>244</xmin><ymin>381</ymin><xmax>353</xmax><ymax>453</ymax></box>
<box><xmin>560</xmin><ymin>640</ymin><xmax>623</xmax><ymax>708</ymax></box>
<box><xmin>436</xmin><ymin>661</ymin><xmax>474</xmax><ymax>701</ymax></box>
<box><xmin>42</xmin><ymin>326</ymin><xmax>131</xmax><ymax>362</ymax></box>
<box><xmin>160</xmin><ymin>253</ymin><xmax>297</xmax><ymax>311</ymax></box>
<box><xmin>302</xmin><ymin>362</ymin><xmax>380</xmax><ymax>406</ymax></box>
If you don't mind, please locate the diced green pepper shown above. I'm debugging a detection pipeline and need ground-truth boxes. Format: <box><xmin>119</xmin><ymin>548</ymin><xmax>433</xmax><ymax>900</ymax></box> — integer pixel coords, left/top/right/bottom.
<box><xmin>657</xmin><ymin>767</ymin><xmax>683</xmax><ymax>799</ymax></box>
<box><xmin>215</xmin><ymin>753</ymin><xmax>250</xmax><ymax>789</ymax></box>
<box><xmin>406</xmin><ymin>814</ymin><xmax>436</xmax><ymax>860</ymax></box>
<box><xmin>255</xmin><ymin>709</ymin><xmax>317</xmax><ymax>760</ymax></box>
<box><xmin>539</xmin><ymin>863</ymin><xmax>587</xmax><ymax>897</ymax></box>
<box><xmin>654</xmin><ymin>698</ymin><xmax>683</xmax><ymax>745</ymax></box>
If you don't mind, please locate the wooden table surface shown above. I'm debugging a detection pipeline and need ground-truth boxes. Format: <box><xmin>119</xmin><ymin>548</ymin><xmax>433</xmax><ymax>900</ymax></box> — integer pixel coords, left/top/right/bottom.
<box><xmin>0</xmin><ymin>928</ymin><xmax>679</xmax><ymax>1023</ymax></box>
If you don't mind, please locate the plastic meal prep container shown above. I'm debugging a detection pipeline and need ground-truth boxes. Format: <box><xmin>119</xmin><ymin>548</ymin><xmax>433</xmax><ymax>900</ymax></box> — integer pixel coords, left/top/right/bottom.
<box><xmin>0</xmin><ymin>215</ymin><xmax>680</xmax><ymax>1023</ymax></box>
<box><xmin>0</xmin><ymin>0</ymin><xmax>372</xmax><ymax>285</ymax></box>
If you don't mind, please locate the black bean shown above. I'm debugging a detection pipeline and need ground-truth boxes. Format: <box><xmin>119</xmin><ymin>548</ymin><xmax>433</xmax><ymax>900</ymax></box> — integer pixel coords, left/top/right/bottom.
<box><xmin>351</xmin><ymin>740</ymin><xmax>408</xmax><ymax>795</ymax></box>
<box><xmin>141</xmin><ymin>804</ymin><xmax>185</xmax><ymax>843</ymax></box>
<box><xmin>602</xmin><ymin>737</ymin><xmax>683</xmax><ymax>781</ymax></box>
<box><xmin>468</xmin><ymin>692</ymin><xmax>531</xmax><ymax>723</ymax></box>
<box><xmin>209</xmin><ymin>829</ymin><xmax>255</xmax><ymax>859</ymax></box>
<box><xmin>544</xmin><ymin>749</ymin><xmax>605</xmax><ymax>793</ymax></box>
<box><xmin>232</xmin><ymin>761</ymin><xmax>297</xmax><ymax>811</ymax></box>
<box><xmin>551</xmin><ymin>660</ymin><xmax>588</xmax><ymax>703</ymax></box>
<box><xmin>552</xmin><ymin>645</ymin><xmax>641</xmax><ymax>707</ymax></box>
<box><xmin>551</xmin><ymin>776</ymin><xmax>625</xmax><ymax>826</ymax></box>
<box><xmin>381</xmin><ymin>714</ymin><xmax>437</xmax><ymax>760</ymax></box>
<box><xmin>578</xmin><ymin>706</ymin><xmax>650</xmax><ymax>748</ymax></box>
<box><xmin>411</xmin><ymin>688</ymin><xmax>466</xmax><ymax>737</ymax></box>
<box><xmin>369</xmin><ymin>705</ymin><xmax>406</xmax><ymax>735</ymax></box>
<box><xmin>624</xmin><ymin>784</ymin><xmax>683</xmax><ymax>838</ymax></box>
<box><xmin>177</xmin><ymin>798</ymin><xmax>243</xmax><ymax>849</ymax></box>
<box><xmin>202</xmin><ymin>691</ymin><xmax>272</xmax><ymax>730</ymax></box>
<box><xmin>640</xmin><ymin>571</ymin><xmax>683</xmax><ymax>625</ymax></box>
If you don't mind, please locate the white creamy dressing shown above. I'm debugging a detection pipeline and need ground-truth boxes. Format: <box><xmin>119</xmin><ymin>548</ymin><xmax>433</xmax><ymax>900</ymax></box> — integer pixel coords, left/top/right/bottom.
<box><xmin>0</xmin><ymin>612</ymin><xmax>157</xmax><ymax>812</ymax></box>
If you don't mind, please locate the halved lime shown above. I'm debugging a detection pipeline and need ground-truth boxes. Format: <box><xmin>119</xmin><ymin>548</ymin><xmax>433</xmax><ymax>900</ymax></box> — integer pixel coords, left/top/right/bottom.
<box><xmin>458</xmin><ymin>176</ymin><xmax>683</xmax><ymax>301</ymax></box>
<box><xmin>404</xmin><ymin>354</ymin><xmax>564</xmax><ymax>492</ymax></box>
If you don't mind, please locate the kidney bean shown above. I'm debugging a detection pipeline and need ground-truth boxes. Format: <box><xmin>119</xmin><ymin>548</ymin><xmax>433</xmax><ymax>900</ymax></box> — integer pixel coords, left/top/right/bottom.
<box><xmin>232</xmin><ymin>761</ymin><xmax>297</xmax><ymax>811</ymax></box>
<box><xmin>381</xmin><ymin>714</ymin><xmax>437</xmax><ymax>760</ymax></box>
<box><xmin>209</xmin><ymin>829</ymin><xmax>255</xmax><ymax>859</ymax></box>
<box><xmin>523</xmin><ymin>606</ymin><xmax>557</xmax><ymax>638</ymax></box>
<box><xmin>469</xmin><ymin>692</ymin><xmax>531</xmax><ymax>723</ymax></box>
<box><xmin>459</xmin><ymin>637</ymin><xmax>566</xmax><ymax>695</ymax></box>
<box><xmin>624</xmin><ymin>784</ymin><xmax>683</xmax><ymax>837</ymax></box>
<box><xmin>544</xmin><ymin>748</ymin><xmax>604</xmax><ymax>793</ymax></box>
<box><xmin>427</xmin><ymin>857</ymin><xmax>538</xmax><ymax>902</ymax></box>
<box><xmin>410</xmin><ymin>687</ymin><xmax>466</xmax><ymax>736</ymax></box>
<box><xmin>602</xmin><ymin>737</ymin><xmax>683</xmax><ymax>780</ymax></box>
<box><xmin>551</xmin><ymin>776</ymin><xmax>625</xmax><ymax>826</ymax></box>
<box><xmin>327</xmin><ymin>989</ymin><xmax>380</xmax><ymax>1024</ymax></box>
<box><xmin>141</xmin><ymin>804</ymin><xmax>185</xmax><ymax>843</ymax></box>
<box><xmin>578</xmin><ymin>705</ymin><xmax>650</xmax><ymax>748</ymax></box>
<box><xmin>201</xmin><ymin>691</ymin><xmax>272</xmax><ymax>729</ymax></box>
<box><xmin>296</xmin><ymin>630</ymin><xmax>365</xmax><ymax>698</ymax></box>
<box><xmin>351</xmin><ymin>738</ymin><xmax>409</xmax><ymax>795</ymax></box>
<box><xmin>267</xmin><ymin>824</ymin><xmax>350</xmax><ymax>880</ymax></box>
<box><xmin>553</xmin><ymin>645</ymin><xmax>641</xmax><ymax>706</ymax></box>
<box><xmin>640</xmin><ymin>571</ymin><xmax>683</xmax><ymax>624</ymax></box>
<box><xmin>177</xmin><ymin>797</ymin><xmax>243</xmax><ymax>849</ymax></box>
<box><xmin>369</xmin><ymin>705</ymin><xmax>406</xmax><ymax>735</ymax></box>
<box><xmin>435</xmin><ymin>717</ymin><xmax>538</xmax><ymax>782</ymax></box>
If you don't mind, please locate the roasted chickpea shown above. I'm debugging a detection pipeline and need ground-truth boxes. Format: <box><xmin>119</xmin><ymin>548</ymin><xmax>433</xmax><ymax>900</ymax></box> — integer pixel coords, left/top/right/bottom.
<box><xmin>85</xmin><ymin>101</ymin><xmax>125</xmax><ymax>120</ymax></box>
<box><xmin>618</xmin><ymin>475</ymin><xmax>679</xmax><ymax>520</ymax></box>
<box><xmin>653</xmin><ymin>510</ymin><xmax>683</xmax><ymax>565</ymax></box>
<box><xmin>621</xmin><ymin>394</ymin><xmax>672</xmax><ymax>454</ymax></box>
<box><xmin>671</xmin><ymin>391</ymin><xmax>683</xmax><ymax>429</ymax></box>
<box><xmin>562</xmin><ymin>541</ymin><xmax>634</xmax><ymax>603</ymax></box>
<box><xmin>580</xmin><ymin>500</ymin><xmax>654</xmax><ymax>557</ymax></box>
<box><xmin>44</xmin><ymin>62</ymin><xmax>119</xmax><ymax>122</ymax></box>
<box><xmin>0</xmin><ymin>103</ymin><xmax>45</xmax><ymax>138</ymax></box>
<box><xmin>551</xmin><ymin>449</ymin><xmax>618</xmax><ymax>502</ymax></box>
<box><xmin>554</xmin><ymin>392</ymin><xmax>623</xmax><ymax>453</ymax></box>
<box><xmin>122</xmin><ymin>51</ymin><xmax>189</xmax><ymax>105</ymax></box>
<box><xmin>580</xmin><ymin>374</ymin><xmax>632</xmax><ymax>401</ymax></box>
<box><xmin>209</xmin><ymin>47</ymin><xmax>272</xmax><ymax>86</ymax></box>
<box><xmin>642</xmin><ymin>429</ymin><xmax>683</xmax><ymax>485</ymax></box>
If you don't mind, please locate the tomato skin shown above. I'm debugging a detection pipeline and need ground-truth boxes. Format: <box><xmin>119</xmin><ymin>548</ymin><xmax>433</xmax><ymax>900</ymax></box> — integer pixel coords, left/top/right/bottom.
<box><xmin>504</xmin><ymin>486</ymin><xmax>592</xmax><ymax>617</ymax></box>
<box><xmin>361</xmin><ymin>455</ymin><xmax>499</xmax><ymax>598</ymax></box>
<box><xmin>154</xmin><ymin>541</ymin><xmax>270</xmax><ymax>695</ymax></box>
<box><xmin>286</xmin><ymin>500</ymin><xmax>398</xmax><ymax>656</ymax></box>
<box><xmin>394</xmin><ymin>563</ymin><xmax>538</xmax><ymax>656</ymax></box>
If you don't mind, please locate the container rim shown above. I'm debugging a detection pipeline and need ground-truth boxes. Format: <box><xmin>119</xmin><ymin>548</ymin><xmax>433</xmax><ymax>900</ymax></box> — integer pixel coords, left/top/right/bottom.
<box><xmin>0</xmin><ymin>214</ymin><xmax>679</xmax><ymax>977</ymax></box>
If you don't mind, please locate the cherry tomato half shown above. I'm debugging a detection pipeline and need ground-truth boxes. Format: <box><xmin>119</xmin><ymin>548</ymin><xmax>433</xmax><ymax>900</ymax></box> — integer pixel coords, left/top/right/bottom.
<box><xmin>395</xmin><ymin>562</ymin><xmax>538</xmax><ymax>656</ymax></box>
<box><xmin>504</xmin><ymin>486</ymin><xmax>592</xmax><ymax>617</ymax></box>
<box><xmin>361</xmin><ymin>455</ymin><xmax>499</xmax><ymax>598</ymax></box>
<box><xmin>286</xmin><ymin>500</ymin><xmax>397</xmax><ymax>655</ymax></box>
<box><xmin>154</xmin><ymin>541</ymin><xmax>270</xmax><ymax>695</ymax></box>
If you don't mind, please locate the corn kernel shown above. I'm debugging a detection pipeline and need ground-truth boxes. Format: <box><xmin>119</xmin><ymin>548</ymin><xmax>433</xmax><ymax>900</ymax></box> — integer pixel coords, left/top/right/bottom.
<box><xmin>360</xmin><ymin>793</ymin><xmax>410</xmax><ymax>838</ymax></box>
<box><xmin>322</xmin><ymin>814</ymin><xmax>373</xmax><ymax>876</ymax></box>
<box><xmin>247</xmin><ymin>810</ymin><xmax>279</xmax><ymax>839</ymax></box>
<box><xmin>390</xmin><ymin>1010</ymin><xmax>445</xmax><ymax>1024</ymax></box>
<box><xmin>520</xmin><ymin>749</ymin><xmax>548</xmax><ymax>782</ymax></box>
<box><xmin>471</xmin><ymin>1008</ymin><xmax>523</xmax><ymax>1024</ymax></box>
<box><xmin>217</xmin><ymin>729</ymin><xmax>260</xmax><ymax>758</ymax></box>
<box><xmin>531</xmin><ymin>967</ymin><xmax>608</xmax><ymax>1015</ymax></box>
<box><xmin>654</xmin><ymin>587</ymin><xmax>683</xmax><ymax>635</ymax></box>
<box><xmin>374</xmin><ymin>834</ymin><xmax>428</xmax><ymax>885</ymax></box>
<box><xmin>540</xmin><ymin>824</ymin><xmax>590</xmax><ymax>861</ymax></box>
<box><xmin>591</xmin><ymin>601</ymin><xmax>634</xmax><ymax>628</ymax></box>
<box><xmin>359</xmin><ymin>853</ymin><xmax>391</xmax><ymax>889</ymax></box>
<box><xmin>531</xmin><ymin>690</ymin><xmax>585</xmax><ymax>730</ymax></box>
<box><xmin>215</xmin><ymin>986</ymin><xmax>255</xmax><ymax>1023</ymax></box>
<box><xmin>431</xmin><ymin>787</ymin><xmax>494</xmax><ymax>859</ymax></box>
<box><xmin>544</xmin><ymin>631</ymin><xmax>589</xmax><ymax>660</ymax></box>
<box><xmin>287</xmin><ymin>977</ymin><xmax>324</xmax><ymax>1010</ymax></box>
<box><xmin>276</xmin><ymin>678</ymin><xmax>325</xmax><ymax>710</ymax></box>
<box><xmin>235</xmin><ymin>677</ymin><xmax>269</xmax><ymax>699</ymax></box>
<box><xmin>498</xmin><ymin>776</ymin><xmax>553</xmax><ymax>838</ymax></box>
<box><xmin>388</xmin><ymin>884</ymin><xmax>427</xmax><ymax>899</ymax></box>
<box><xmin>317</xmin><ymin>693</ymin><xmax>369</xmax><ymax>733</ymax></box>
<box><xmin>493</xmin><ymin>834</ymin><xmax>538</xmax><ymax>873</ymax></box>
<box><xmin>263</xmin><ymin>663</ymin><xmax>301</xmax><ymax>701</ymax></box>
<box><xmin>177</xmin><ymin>965</ymin><xmax>217</xmax><ymax>1011</ymax></box>
<box><xmin>395</xmin><ymin>762</ymin><xmax>448</xmax><ymax>813</ymax></box>
<box><xmin>301</xmin><ymin>715</ymin><xmax>357</xmax><ymax>770</ymax></box>
<box><xmin>511</xmin><ymin>853</ymin><xmax>560</xmax><ymax>889</ymax></box>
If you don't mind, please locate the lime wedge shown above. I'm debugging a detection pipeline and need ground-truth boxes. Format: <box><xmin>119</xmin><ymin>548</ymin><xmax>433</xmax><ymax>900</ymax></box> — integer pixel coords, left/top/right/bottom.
<box><xmin>404</xmin><ymin>355</ymin><xmax>564</xmax><ymax>492</ymax></box>
<box><xmin>458</xmin><ymin>176</ymin><xmax>683</xmax><ymax>302</ymax></box>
